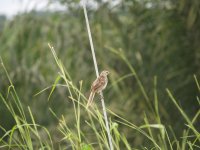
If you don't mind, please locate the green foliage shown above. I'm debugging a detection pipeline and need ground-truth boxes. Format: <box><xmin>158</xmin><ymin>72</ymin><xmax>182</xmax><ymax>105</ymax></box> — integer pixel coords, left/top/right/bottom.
<box><xmin>0</xmin><ymin>0</ymin><xmax>200</xmax><ymax>149</ymax></box>
<box><xmin>0</xmin><ymin>55</ymin><xmax>199</xmax><ymax>149</ymax></box>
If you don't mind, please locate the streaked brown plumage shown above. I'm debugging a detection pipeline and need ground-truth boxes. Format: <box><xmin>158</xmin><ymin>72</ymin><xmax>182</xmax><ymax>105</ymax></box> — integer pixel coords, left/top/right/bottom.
<box><xmin>87</xmin><ymin>70</ymin><xmax>109</xmax><ymax>108</ymax></box>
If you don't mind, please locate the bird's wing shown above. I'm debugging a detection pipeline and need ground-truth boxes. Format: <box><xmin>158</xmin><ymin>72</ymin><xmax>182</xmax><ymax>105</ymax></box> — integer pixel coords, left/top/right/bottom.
<box><xmin>91</xmin><ymin>76</ymin><xmax>105</xmax><ymax>92</ymax></box>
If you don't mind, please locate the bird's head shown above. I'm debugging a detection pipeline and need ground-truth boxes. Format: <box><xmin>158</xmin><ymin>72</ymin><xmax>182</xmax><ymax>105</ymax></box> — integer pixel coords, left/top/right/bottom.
<box><xmin>100</xmin><ymin>70</ymin><xmax>110</xmax><ymax>76</ymax></box>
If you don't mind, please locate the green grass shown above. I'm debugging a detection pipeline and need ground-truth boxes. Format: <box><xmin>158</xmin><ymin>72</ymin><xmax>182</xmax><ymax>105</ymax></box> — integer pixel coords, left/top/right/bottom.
<box><xmin>0</xmin><ymin>1</ymin><xmax>200</xmax><ymax>149</ymax></box>
<box><xmin>0</xmin><ymin>47</ymin><xmax>199</xmax><ymax>149</ymax></box>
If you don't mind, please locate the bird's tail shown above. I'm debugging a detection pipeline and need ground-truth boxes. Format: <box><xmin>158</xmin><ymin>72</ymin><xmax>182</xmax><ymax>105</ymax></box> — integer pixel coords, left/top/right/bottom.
<box><xmin>86</xmin><ymin>91</ymin><xmax>95</xmax><ymax>108</ymax></box>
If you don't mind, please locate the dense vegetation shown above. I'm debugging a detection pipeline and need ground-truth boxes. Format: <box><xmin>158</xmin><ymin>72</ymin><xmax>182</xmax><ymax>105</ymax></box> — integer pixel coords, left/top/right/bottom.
<box><xmin>0</xmin><ymin>0</ymin><xmax>199</xmax><ymax>149</ymax></box>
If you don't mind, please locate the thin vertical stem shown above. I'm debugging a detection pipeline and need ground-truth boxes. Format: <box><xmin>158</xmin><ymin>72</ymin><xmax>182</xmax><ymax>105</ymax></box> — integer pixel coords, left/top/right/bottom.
<box><xmin>83</xmin><ymin>2</ymin><xmax>99</xmax><ymax>78</ymax></box>
<box><xmin>83</xmin><ymin>2</ymin><xmax>113</xmax><ymax>150</ymax></box>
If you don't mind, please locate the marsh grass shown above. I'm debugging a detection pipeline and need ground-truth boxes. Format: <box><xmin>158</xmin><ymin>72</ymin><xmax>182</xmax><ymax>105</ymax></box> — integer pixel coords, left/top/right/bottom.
<box><xmin>0</xmin><ymin>60</ymin><xmax>53</xmax><ymax>150</ymax></box>
<box><xmin>0</xmin><ymin>47</ymin><xmax>199</xmax><ymax>149</ymax></box>
<box><xmin>0</xmin><ymin>1</ymin><xmax>199</xmax><ymax>149</ymax></box>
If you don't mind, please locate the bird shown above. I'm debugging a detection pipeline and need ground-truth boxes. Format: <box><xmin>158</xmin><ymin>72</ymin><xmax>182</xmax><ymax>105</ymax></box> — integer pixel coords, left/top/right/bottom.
<box><xmin>86</xmin><ymin>70</ymin><xmax>109</xmax><ymax>108</ymax></box>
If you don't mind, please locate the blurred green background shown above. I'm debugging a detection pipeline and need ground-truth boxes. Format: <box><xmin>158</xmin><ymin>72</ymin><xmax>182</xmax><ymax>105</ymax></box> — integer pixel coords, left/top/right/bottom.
<box><xmin>0</xmin><ymin>0</ymin><xmax>199</xmax><ymax>148</ymax></box>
